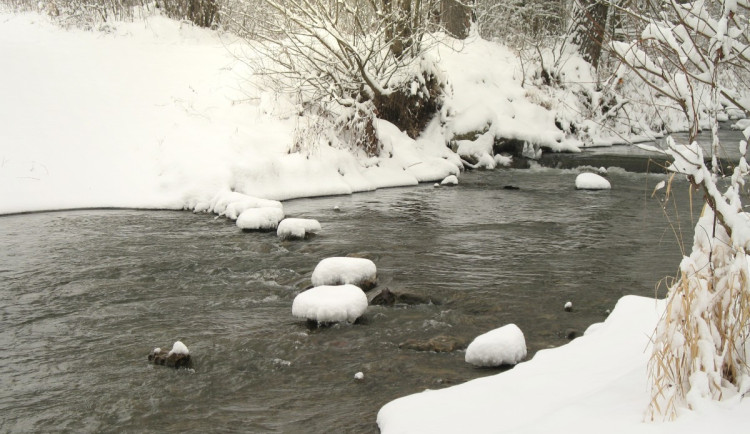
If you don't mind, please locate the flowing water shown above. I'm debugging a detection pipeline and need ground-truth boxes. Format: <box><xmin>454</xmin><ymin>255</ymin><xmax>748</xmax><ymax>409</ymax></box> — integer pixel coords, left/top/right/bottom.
<box><xmin>0</xmin><ymin>130</ymin><xmax>745</xmax><ymax>433</ymax></box>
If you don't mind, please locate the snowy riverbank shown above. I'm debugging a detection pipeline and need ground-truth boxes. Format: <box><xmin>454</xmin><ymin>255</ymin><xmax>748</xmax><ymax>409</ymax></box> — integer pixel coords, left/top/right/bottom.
<box><xmin>377</xmin><ymin>295</ymin><xmax>750</xmax><ymax>433</ymax></box>
<box><xmin>0</xmin><ymin>11</ymin><xmax>462</xmax><ymax>215</ymax></box>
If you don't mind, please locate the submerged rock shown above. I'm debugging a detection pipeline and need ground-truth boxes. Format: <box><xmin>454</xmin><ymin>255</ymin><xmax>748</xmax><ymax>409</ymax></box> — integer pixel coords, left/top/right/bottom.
<box><xmin>370</xmin><ymin>288</ymin><xmax>440</xmax><ymax>306</ymax></box>
<box><xmin>399</xmin><ymin>335</ymin><xmax>466</xmax><ymax>353</ymax></box>
<box><xmin>148</xmin><ymin>341</ymin><xmax>192</xmax><ymax>369</ymax></box>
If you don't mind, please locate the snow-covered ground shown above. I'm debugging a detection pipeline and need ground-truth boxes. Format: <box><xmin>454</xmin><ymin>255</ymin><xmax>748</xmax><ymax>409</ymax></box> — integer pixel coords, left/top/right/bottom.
<box><xmin>378</xmin><ymin>296</ymin><xmax>750</xmax><ymax>433</ymax></box>
<box><xmin>0</xmin><ymin>11</ymin><xmax>463</xmax><ymax>215</ymax></box>
<box><xmin>2</xmin><ymin>10</ymin><xmax>749</xmax><ymax>433</ymax></box>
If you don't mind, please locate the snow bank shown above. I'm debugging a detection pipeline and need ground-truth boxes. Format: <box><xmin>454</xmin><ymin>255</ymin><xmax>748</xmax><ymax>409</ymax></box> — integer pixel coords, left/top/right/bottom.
<box><xmin>378</xmin><ymin>295</ymin><xmax>750</xmax><ymax>433</ymax></box>
<box><xmin>277</xmin><ymin>218</ymin><xmax>321</xmax><ymax>240</ymax></box>
<box><xmin>292</xmin><ymin>284</ymin><xmax>368</xmax><ymax>323</ymax></box>
<box><xmin>311</xmin><ymin>257</ymin><xmax>377</xmax><ymax>290</ymax></box>
<box><xmin>236</xmin><ymin>207</ymin><xmax>285</xmax><ymax>231</ymax></box>
<box><xmin>436</xmin><ymin>36</ymin><xmax>577</xmax><ymax>154</ymax></box>
<box><xmin>575</xmin><ymin>173</ymin><xmax>612</xmax><ymax>190</ymax></box>
<box><xmin>465</xmin><ymin>324</ymin><xmax>526</xmax><ymax>367</ymax></box>
<box><xmin>0</xmin><ymin>12</ymin><xmax>463</xmax><ymax>216</ymax></box>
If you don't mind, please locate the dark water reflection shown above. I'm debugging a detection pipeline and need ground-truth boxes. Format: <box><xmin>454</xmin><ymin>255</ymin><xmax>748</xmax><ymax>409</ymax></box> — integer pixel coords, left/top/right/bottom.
<box><xmin>0</xmin><ymin>164</ymin><xmax>704</xmax><ymax>432</ymax></box>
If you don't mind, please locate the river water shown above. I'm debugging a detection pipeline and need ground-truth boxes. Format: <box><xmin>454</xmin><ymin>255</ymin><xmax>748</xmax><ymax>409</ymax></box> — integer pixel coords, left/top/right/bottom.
<box><xmin>0</xmin><ymin>131</ymin><xmax>744</xmax><ymax>433</ymax></box>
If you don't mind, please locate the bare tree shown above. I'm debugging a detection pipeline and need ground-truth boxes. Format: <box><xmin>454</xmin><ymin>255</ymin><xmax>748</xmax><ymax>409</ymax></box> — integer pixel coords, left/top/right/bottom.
<box><xmin>569</xmin><ymin>0</ymin><xmax>610</xmax><ymax>69</ymax></box>
<box><xmin>227</xmin><ymin>0</ymin><xmax>447</xmax><ymax>155</ymax></box>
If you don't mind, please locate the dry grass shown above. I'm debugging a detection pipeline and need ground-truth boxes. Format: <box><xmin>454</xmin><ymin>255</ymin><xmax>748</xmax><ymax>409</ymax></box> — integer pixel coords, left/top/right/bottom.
<box><xmin>646</xmin><ymin>208</ymin><xmax>750</xmax><ymax>421</ymax></box>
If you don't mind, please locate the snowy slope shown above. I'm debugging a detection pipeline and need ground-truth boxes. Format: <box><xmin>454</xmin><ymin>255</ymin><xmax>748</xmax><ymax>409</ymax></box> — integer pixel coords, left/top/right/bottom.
<box><xmin>0</xmin><ymin>12</ymin><xmax>461</xmax><ymax>215</ymax></box>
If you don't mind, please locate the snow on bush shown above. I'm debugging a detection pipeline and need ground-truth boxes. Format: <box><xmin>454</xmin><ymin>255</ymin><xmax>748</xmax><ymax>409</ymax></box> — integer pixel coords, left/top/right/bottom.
<box><xmin>277</xmin><ymin>218</ymin><xmax>321</xmax><ymax>240</ymax></box>
<box><xmin>465</xmin><ymin>324</ymin><xmax>527</xmax><ymax>367</ymax></box>
<box><xmin>236</xmin><ymin>207</ymin><xmax>285</xmax><ymax>231</ymax></box>
<box><xmin>575</xmin><ymin>173</ymin><xmax>611</xmax><ymax>190</ymax></box>
<box><xmin>311</xmin><ymin>257</ymin><xmax>377</xmax><ymax>290</ymax></box>
<box><xmin>292</xmin><ymin>284</ymin><xmax>368</xmax><ymax>323</ymax></box>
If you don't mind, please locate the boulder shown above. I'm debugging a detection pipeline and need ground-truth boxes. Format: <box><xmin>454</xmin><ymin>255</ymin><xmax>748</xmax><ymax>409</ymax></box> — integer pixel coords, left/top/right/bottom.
<box><xmin>311</xmin><ymin>257</ymin><xmax>377</xmax><ymax>290</ymax></box>
<box><xmin>148</xmin><ymin>342</ymin><xmax>192</xmax><ymax>369</ymax></box>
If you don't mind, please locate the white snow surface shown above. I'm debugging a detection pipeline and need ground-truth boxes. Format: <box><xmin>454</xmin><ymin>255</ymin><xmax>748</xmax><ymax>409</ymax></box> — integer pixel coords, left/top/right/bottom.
<box><xmin>464</xmin><ymin>323</ymin><xmax>527</xmax><ymax>367</ymax></box>
<box><xmin>311</xmin><ymin>257</ymin><xmax>377</xmax><ymax>288</ymax></box>
<box><xmin>440</xmin><ymin>175</ymin><xmax>459</xmax><ymax>186</ymax></box>
<box><xmin>575</xmin><ymin>173</ymin><xmax>612</xmax><ymax>190</ymax></box>
<box><xmin>236</xmin><ymin>207</ymin><xmax>285</xmax><ymax>230</ymax></box>
<box><xmin>291</xmin><ymin>284</ymin><xmax>368</xmax><ymax>323</ymax></box>
<box><xmin>0</xmin><ymin>12</ymin><xmax>461</xmax><ymax>215</ymax></box>
<box><xmin>277</xmin><ymin>218</ymin><xmax>321</xmax><ymax>239</ymax></box>
<box><xmin>168</xmin><ymin>341</ymin><xmax>189</xmax><ymax>356</ymax></box>
<box><xmin>378</xmin><ymin>295</ymin><xmax>750</xmax><ymax>433</ymax></box>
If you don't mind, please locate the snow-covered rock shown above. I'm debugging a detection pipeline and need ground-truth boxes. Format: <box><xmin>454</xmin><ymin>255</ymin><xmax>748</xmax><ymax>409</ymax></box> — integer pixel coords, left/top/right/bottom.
<box><xmin>277</xmin><ymin>218</ymin><xmax>321</xmax><ymax>240</ymax></box>
<box><xmin>440</xmin><ymin>175</ymin><xmax>459</xmax><ymax>186</ymax></box>
<box><xmin>236</xmin><ymin>207</ymin><xmax>285</xmax><ymax>231</ymax></box>
<box><xmin>292</xmin><ymin>284</ymin><xmax>368</xmax><ymax>323</ymax></box>
<box><xmin>311</xmin><ymin>257</ymin><xmax>377</xmax><ymax>290</ymax></box>
<box><xmin>575</xmin><ymin>173</ymin><xmax>611</xmax><ymax>190</ymax></box>
<box><xmin>148</xmin><ymin>341</ymin><xmax>192</xmax><ymax>369</ymax></box>
<box><xmin>168</xmin><ymin>341</ymin><xmax>190</xmax><ymax>356</ymax></box>
<box><xmin>465</xmin><ymin>324</ymin><xmax>527</xmax><ymax>367</ymax></box>
<box><xmin>731</xmin><ymin>118</ymin><xmax>750</xmax><ymax>130</ymax></box>
<box><xmin>225</xmin><ymin>198</ymin><xmax>283</xmax><ymax>220</ymax></box>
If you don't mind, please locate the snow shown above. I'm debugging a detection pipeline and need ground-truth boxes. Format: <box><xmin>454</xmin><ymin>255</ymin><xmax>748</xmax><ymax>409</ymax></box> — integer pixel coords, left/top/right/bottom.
<box><xmin>731</xmin><ymin>119</ymin><xmax>750</xmax><ymax>130</ymax></box>
<box><xmin>277</xmin><ymin>218</ymin><xmax>321</xmax><ymax>240</ymax></box>
<box><xmin>236</xmin><ymin>207</ymin><xmax>285</xmax><ymax>231</ymax></box>
<box><xmin>564</xmin><ymin>301</ymin><xmax>573</xmax><ymax>311</ymax></box>
<box><xmin>464</xmin><ymin>324</ymin><xmax>527</xmax><ymax>367</ymax></box>
<box><xmin>440</xmin><ymin>175</ymin><xmax>459</xmax><ymax>186</ymax></box>
<box><xmin>4</xmin><ymin>10</ymin><xmax>750</xmax><ymax>433</ymax></box>
<box><xmin>291</xmin><ymin>284</ymin><xmax>368</xmax><ymax>323</ymax></box>
<box><xmin>0</xmin><ymin>12</ymin><xmax>463</xmax><ymax>216</ymax></box>
<box><xmin>354</xmin><ymin>372</ymin><xmax>365</xmax><ymax>380</ymax></box>
<box><xmin>311</xmin><ymin>257</ymin><xmax>377</xmax><ymax>289</ymax></box>
<box><xmin>168</xmin><ymin>341</ymin><xmax>189</xmax><ymax>356</ymax></box>
<box><xmin>378</xmin><ymin>295</ymin><xmax>750</xmax><ymax>433</ymax></box>
<box><xmin>575</xmin><ymin>173</ymin><xmax>612</xmax><ymax>190</ymax></box>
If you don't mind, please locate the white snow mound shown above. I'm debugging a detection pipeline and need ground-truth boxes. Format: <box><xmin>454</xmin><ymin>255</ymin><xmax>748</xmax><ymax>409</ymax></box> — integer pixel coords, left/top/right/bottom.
<box><xmin>575</xmin><ymin>173</ymin><xmax>611</xmax><ymax>190</ymax></box>
<box><xmin>277</xmin><ymin>218</ymin><xmax>321</xmax><ymax>240</ymax></box>
<box><xmin>224</xmin><ymin>198</ymin><xmax>283</xmax><ymax>220</ymax></box>
<box><xmin>465</xmin><ymin>324</ymin><xmax>527</xmax><ymax>367</ymax></box>
<box><xmin>168</xmin><ymin>341</ymin><xmax>189</xmax><ymax>356</ymax></box>
<box><xmin>292</xmin><ymin>284</ymin><xmax>368</xmax><ymax>323</ymax></box>
<box><xmin>236</xmin><ymin>207</ymin><xmax>285</xmax><ymax>230</ymax></box>
<box><xmin>311</xmin><ymin>257</ymin><xmax>377</xmax><ymax>289</ymax></box>
<box><xmin>441</xmin><ymin>175</ymin><xmax>459</xmax><ymax>186</ymax></box>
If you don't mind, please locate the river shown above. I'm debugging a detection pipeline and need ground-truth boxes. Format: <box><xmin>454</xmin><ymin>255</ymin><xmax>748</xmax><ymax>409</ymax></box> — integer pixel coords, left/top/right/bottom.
<box><xmin>0</xmin><ymin>130</ymin><xmax>745</xmax><ymax>432</ymax></box>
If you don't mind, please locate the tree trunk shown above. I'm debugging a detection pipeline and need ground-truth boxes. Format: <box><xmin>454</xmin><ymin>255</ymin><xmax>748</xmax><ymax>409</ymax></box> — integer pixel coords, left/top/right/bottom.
<box><xmin>570</xmin><ymin>0</ymin><xmax>609</xmax><ymax>69</ymax></box>
<box><xmin>440</xmin><ymin>0</ymin><xmax>474</xmax><ymax>39</ymax></box>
